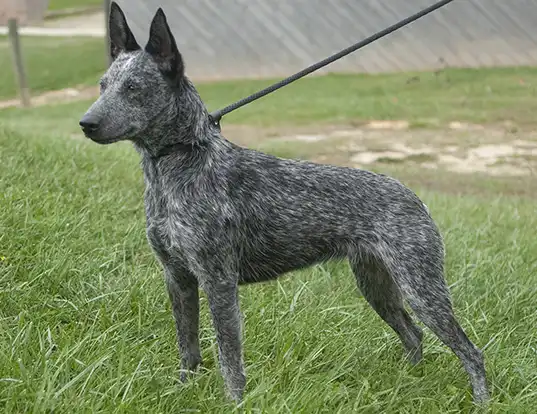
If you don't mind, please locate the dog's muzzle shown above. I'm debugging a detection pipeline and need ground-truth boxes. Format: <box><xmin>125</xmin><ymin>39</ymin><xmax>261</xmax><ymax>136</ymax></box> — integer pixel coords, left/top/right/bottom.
<box><xmin>79</xmin><ymin>113</ymin><xmax>100</xmax><ymax>137</ymax></box>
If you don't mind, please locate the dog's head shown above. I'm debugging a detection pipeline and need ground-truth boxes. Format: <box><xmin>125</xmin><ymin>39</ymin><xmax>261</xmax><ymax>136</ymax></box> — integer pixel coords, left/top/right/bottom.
<box><xmin>79</xmin><ymin>2</ymin><xmax>187</xmax><ymax>145</ymax></box>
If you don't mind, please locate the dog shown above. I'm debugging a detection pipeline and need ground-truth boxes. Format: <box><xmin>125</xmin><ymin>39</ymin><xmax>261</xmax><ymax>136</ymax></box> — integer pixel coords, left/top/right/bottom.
<box><xmin>79</xmin><ymin>2</ymin><xmax>489</xmax><ymax>404</ymax></box>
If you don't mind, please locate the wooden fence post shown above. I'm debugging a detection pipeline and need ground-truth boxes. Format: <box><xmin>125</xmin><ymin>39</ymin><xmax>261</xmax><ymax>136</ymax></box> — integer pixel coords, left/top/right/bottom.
<box><xmin>104</xmin><ymin>0</ymin><xmax>112</xmax><ymax>67</ymax></box>
<box><xmin>7</xmin><ymin>18</ymin><xmax>31</xmax><ymax>108</ymax></box>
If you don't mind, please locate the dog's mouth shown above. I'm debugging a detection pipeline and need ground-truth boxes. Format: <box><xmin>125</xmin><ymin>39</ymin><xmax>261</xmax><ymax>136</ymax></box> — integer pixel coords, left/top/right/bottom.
<box><xmin>81</xmin><ymin>127</ymin><xmax>135</xmax><ymax>144</ymax></box>
<box><xmin>87</xmin><ymin>135</ymin><xmax>124</xmax><ymax>145</ymax></box>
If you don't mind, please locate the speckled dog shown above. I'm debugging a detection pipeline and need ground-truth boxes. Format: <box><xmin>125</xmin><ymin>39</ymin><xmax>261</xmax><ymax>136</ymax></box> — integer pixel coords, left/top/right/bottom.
<box><xmin>79</xmin><ymin>2</ymin><xmax>489</xmax><ymax>404</ymax></box>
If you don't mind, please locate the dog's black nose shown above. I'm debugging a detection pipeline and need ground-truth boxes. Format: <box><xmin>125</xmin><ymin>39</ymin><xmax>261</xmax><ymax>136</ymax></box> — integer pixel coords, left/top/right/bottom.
<box><xmin>79</xmin><ymin>114</ymin><xmax>100</xmax><ymax>133</ymax></box>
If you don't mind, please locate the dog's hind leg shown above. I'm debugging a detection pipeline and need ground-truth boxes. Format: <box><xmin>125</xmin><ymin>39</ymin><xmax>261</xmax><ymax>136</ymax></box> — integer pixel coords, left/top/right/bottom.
<box><xmin>349</xmin><ymin>252</ymin><xmax>423</xmax><ymax>364</ymax></box>
<box><xmin>165</xmin><ymin>265</ymin><xmax>202</xmax><ymax>381</ymax></box>
<box><xmin>387</xmin><ymin>243</ymin><xmax>489</xmax><ymax>404</ymax></box>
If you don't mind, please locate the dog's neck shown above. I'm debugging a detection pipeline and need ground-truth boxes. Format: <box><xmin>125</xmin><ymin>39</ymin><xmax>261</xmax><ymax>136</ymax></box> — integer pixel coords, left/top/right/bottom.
<box><xmin>134</xmin><ymin>77</ymin><xmax>235</xmax><ymax>189</ymax></box>
<box><xmin>136</xmin><ymin>127</ymin><xmax>231</xmax><ymax>186</ymax></box>
<box><xmin>134</xmin><ymin>78</ymin><xmax>213</xmax><ymax>157</ymax></box>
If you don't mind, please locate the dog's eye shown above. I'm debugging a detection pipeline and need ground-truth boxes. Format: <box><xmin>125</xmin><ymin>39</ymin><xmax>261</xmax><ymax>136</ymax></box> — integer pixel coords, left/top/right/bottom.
<box><xmin>99</xmin><ymin>80</ymin><xmax>107</xmax><ymax>91</ymax></box>
<box><xmin>126</xmin><ymin>81</ymin><xmax>137</xmax><ymax>91</ymax></box>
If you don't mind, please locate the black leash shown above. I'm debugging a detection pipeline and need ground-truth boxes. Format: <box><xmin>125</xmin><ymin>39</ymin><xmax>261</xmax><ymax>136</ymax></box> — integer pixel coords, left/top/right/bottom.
<box><xmin>209</xmin><ymin>0</ymin><xmax>455</xmax><ymax>129</ymax></box>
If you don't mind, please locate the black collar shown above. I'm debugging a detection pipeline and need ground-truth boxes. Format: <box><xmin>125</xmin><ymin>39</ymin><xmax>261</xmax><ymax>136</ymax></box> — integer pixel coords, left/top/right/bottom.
<box><xmin>151</xmin><ymin>141</ymin><xmax>207</xmax><ymax>160</ymax></box>
<box><xmin>150</xmin><ymin>114</ymin><xmax>216</xmax><ymax>160</ymax></box>
<box><xmin>154</xmin><ymin>142</ymin><xmax>193</xmax><ymax>158</ymax></box>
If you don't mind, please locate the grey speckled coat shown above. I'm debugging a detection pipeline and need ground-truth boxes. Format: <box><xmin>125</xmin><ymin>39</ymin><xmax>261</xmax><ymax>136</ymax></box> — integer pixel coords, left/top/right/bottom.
<box><xmin>79</xmin><ymin>2</ymin><xmax>489</xmax><ymax>405</ymax></box>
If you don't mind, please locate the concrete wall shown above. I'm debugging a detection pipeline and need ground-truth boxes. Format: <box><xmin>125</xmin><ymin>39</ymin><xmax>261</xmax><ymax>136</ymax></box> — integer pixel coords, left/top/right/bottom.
<box><xmin>114</xmin><ymin>0</ymin><xmax>537</xmax><ymax>79</ymax></box>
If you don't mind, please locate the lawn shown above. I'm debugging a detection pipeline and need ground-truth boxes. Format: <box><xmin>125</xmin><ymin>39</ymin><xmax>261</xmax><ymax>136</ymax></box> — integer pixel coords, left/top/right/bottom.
<box><xmin>1</xmin><ymin>84</ymin><xmax>536</xmax><ymax>413</ymax></box>
<box><xmin>1</xmin><ymin>33</ymin><xmax>536</xmax><ymax>412</ymax></box>
<box><xmin>197</xmin><ymin>67</ymin><xmax>537</xmax><ymax>128</ymax></box>
<box><xmin>3</xmin><ymin>35</ymin><xmax>537</xmax><ymax>128</ymax></box>
<box><xmin>0</xmin><ymin>37</ymin><xmax>105</xmax><ymax>100</ymax></box>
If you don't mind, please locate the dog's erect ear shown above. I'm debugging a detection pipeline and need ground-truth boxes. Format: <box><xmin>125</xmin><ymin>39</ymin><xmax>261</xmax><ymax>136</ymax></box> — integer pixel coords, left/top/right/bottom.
<box><xmin>109</xmin><ymin>1</ymin><xmax>140</xmax><ymax>61</ymax></box>
<box><xmin>145</xmin><ymin>8</ymin><xmax>184</xmax><ymax>84</ymax></box>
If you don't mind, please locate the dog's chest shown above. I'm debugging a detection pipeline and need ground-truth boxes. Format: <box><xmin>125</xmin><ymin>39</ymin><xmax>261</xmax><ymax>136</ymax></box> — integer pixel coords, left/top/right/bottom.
<box><xmin>141</xmin><ymin>162</ymin><xmax>187</xmax><ymax>262</ymax></box>
<box><xmin>144</xmin><ymin>183</ymin><xmax>172</xmax><ymax>259</ymax></box>
<box><xmin>142</xmin><ymin>172</ymin><xmax>202</xmax><ymax>264</ymax></box>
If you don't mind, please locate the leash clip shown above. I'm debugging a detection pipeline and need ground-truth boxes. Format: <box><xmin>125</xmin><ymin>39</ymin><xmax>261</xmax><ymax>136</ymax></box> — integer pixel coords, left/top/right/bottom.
<box><xmin>208</xmin><ymin>113</ymin><xmax>222</xmax><ymax>132</ymax></box>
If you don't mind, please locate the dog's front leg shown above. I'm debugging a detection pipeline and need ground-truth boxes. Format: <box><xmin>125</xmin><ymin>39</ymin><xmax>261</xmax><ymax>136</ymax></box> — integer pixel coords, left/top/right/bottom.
<box><xmin>203</xmin><ymin>277</ymin><xmax>245</xmax><ymax>402</ymax></box>
<box><xmin>164</xmin><ymin>265</ymin><xmax>202</xmax><ymax>381</ymax></box>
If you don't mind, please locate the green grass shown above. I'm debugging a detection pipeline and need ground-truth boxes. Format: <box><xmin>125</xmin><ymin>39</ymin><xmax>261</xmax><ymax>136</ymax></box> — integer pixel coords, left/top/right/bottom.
<box><xmin>48</xmin><ymin>0</ymin><xmax>102</xmax><ymax>11</ymax></box>
<box><xmin>2</xmin><ymin>66</ymin><xmax>537</xmax><ymax>127</ymax></box>
<box><xmin>2</xmin><ymin>33</ymin><xmax>537</xmax><ymax>127</ymax></box>
<box><xmin>0</xmin><ymin>100</ymin><xmax>536</xmax><ymax>412</ymax></box>
<box><xmin>0</xmin><ymin>37</ymin><xmax>105</xmax><ymax>99</ymax></box>
<box><xmin>195</xmin><ymin>67</ymin><xmax>537</xmax><ymax>127</ymax></box>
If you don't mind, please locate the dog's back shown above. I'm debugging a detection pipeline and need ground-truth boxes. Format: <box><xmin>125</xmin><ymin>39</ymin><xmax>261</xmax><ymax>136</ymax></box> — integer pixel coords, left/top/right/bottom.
<box><xmin>218</xmin><ymin>145</ymin><xmax>439</xmax><ymax>283</ymax></box>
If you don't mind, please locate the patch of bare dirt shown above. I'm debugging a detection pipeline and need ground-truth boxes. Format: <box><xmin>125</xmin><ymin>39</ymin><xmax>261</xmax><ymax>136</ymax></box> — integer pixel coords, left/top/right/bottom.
<box><xmin>43</xmin><ymin>11</ymin><xmax>104</xmax><ymax>30</ymax></box>
<box><xmin>2</xmin><ymin>87</ymin><xmax>535</xmax><ymax>178</ymax></box>
<box><xmin>0</xmin><ymin>86</ymin><xmax>99</xmax><ymax>109</ymax></box>
<box><xmin>222</xmin><ymin>122</ymin><xmax>537</xmax><ymax>177</ymax></box>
